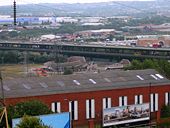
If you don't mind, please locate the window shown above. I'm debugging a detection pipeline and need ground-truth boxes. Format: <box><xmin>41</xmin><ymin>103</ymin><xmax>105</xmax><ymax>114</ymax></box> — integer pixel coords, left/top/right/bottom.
<box><xmin>136</xmin><ymin>75</ymin><xmax>144</xmax><ymax>80</ymax></box>
<box><xmin>150</xmin><ymin>74</ymin><xmax>158</xmax><ymax>80</ymax></box>
<box><xmin>165</xmin><ymin>92</ymin><xmax>170</xmax><ymax>105</ymax></box>
<box><xmin>73</xmin><ymin>80</ymin><xmax>80</xmax><ymax>85</ymax></box>
<box><xmin>119</xmin><ymin>96</ymin><xmax>127</xmax><ymax>106</ymax></box>
<box><xmin>150</xmin><ymin>93</ymin><xmax>158</xmax><ymax>112</ymax></box>
<box><xmin>135</xmin><ymin>95</ymin><xmax>143</xmax><ymax>104</ymax></box>
<box><xmin>103</xmin><ymin>97</ymin><xmax>111</xmax><ymax>109</ymax></box>
<box><xmin>3</xmin><ymin>85</ymin><xmax>10</xmax><ymax>91</ymax></box>
<box><xmin>22</xmin><ymin>84</ymin><xmax>31</xmax><ymax>89</ymax></box>
<box><xmin>57</xmin><ymin>81</ymin><xmax>65</xmax><ymax>87</ymax></box>
<box><xmin>104</xmin><ymin>78</ymin><xmax>111</xmax><ymax>82</ymax></box>
<box><xmin>86</xmin><ymin>99</ymin><xmax>95</xmax><ymax>119</ymax></box>
<box><xmin>89</xmin><ymin>79</ymin><xmax>96</xmax><ymax>84</ymax></box>
<box><xmin>51</xmin><ymin>102</ymin><xmax>61</xmax><ymax>113</ymax></box>
<box><xmin>155</xmin><ymin>74</ymin><xmax>164</xmax><ymax>79</ymax></box>
<box><xmin>69</xmin><ymin>101</ymin><xmax>78</xmax><ymax>120</ymax></box>
<box><xmin>39</xmin><ymin>82</ymin><xmax>48</xmax><ymax>88</ymax></box>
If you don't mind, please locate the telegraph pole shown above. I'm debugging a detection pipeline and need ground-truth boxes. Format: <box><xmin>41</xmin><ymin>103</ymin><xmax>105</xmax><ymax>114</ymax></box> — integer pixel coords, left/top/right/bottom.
<box><xmin>24</xmin><ymin>51</ymin><xmax>29</xmax><ymax>75</ymax></box>
<box><xmin>0</xmin><ymin>71</ymin><xmax>4</xmax><ymax>105</ymax></box>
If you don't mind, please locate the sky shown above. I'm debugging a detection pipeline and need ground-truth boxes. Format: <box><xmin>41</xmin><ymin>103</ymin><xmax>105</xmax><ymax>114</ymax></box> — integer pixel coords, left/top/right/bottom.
<box><xmin>0</xmin><ymin>0</ymin><xmax>153</xmax><ymax>6</ymax></box>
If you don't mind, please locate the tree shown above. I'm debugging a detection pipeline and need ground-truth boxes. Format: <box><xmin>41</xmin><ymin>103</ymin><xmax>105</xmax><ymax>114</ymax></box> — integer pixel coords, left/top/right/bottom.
<box><xmin>8</xmin><ymin>100</ymin><xmax>52</xmax><ymax>119</ymax></box>
<box><xmin>63</xmin><ymin>68</ymin><xmax>73</xmax><ymax>75</ymax></box>
<box><xmin>157</xmin><ymin>121</ymin><xmax>170</xmax><ymax>128</ymax></box>
<box><xmin>125</xmin><ymin>59</ymin><xmax>170</xmax><ymax>78</ymax></box>
<box><xmin>130</xmin><ymin>59</ymin><xmax>143</xmax><ymax>70</ymax></box>
<box><xmin>3</xmin><ymin>51</ymin><xmax>19</xmax><ymax>63</ymax></box>
<box><xmin>142</xmin><ymin>59</ymin><xmax>155</xmax><ymax>69</ymax></box>
<box><xmin>8</xmin><ymin>31</ymin><xmax>19</xmax><ymax>38</ymax></box>
<box><xmin>15</xmin><ymin>115</ymin><xmax>50</xmax><ymax>128</ymax></box>
<box><xmin>161</xmin><ymin>105</ymin><xmax>170</xmax><ymax>118</ymax></box>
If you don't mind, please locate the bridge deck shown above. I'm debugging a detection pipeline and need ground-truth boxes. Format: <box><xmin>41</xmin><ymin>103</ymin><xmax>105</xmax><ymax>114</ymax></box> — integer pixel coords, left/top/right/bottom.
<box><xmin>0</xmin><ymin>42</ymin><xmax>170</xmax><ymax>60</ymax></box>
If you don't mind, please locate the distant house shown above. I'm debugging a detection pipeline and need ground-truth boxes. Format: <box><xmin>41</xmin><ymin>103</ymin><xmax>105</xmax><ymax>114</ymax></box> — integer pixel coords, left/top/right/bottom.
<box><xmin>44</xmin><ymin>56</ymin><xmax>87</xmax><ymax>72</ymax></box>
<box><xmin>40</xmin><ymin>34</ymin><xmax>61</xmax><ymax>41</ymax></box>
<box><xmin>76</xmin><ymin>29</ymin><xmax>116</xmax><ymax>39</ymax></box>
<box><xmin>81</xmin><ymin>23</ymin><xmax>104</xmax><ymax>26</ymax></box>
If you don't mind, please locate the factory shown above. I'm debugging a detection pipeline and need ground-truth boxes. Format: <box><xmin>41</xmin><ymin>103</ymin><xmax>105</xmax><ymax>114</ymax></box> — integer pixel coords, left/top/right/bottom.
<box><xmin>2</xmin><ymin>69</ymin><xmax>170</xmax><ymax>127</ymax></box>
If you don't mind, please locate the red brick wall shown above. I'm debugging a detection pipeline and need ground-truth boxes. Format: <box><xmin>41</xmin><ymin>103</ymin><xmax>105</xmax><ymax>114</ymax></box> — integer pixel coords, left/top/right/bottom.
<box><xmin>5</xmin><ymin>84</ymin><xmax>170</xmax><ymax>127</ymax></box>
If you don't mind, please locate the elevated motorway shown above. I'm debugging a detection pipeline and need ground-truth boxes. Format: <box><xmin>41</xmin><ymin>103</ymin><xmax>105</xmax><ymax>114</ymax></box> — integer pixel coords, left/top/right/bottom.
<box><xmin>0</xmin><ymin>42</ymin><xmax>170</xmax><ymax>60</ymax></box>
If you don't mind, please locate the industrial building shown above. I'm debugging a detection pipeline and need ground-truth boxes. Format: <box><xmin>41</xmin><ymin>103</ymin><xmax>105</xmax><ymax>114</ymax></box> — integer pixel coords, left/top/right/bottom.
<box><xmin>2</xmin><ymin>69</ymin><xmax>170</xmax><ymax>127</ymax></box>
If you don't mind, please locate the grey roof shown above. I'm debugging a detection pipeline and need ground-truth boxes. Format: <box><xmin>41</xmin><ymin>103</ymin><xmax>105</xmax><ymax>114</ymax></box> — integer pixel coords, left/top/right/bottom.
<box><xmin>2</xmin><ymin>69</ymin><xmax>170</xmax><ymax>98</ymax></box>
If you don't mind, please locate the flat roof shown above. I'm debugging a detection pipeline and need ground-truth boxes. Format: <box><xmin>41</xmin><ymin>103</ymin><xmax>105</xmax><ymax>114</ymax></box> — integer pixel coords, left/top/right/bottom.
<box><xmin>2</xmin><ymin>69</ymin><xmax>170</xmax><ymax>98</ymax></box>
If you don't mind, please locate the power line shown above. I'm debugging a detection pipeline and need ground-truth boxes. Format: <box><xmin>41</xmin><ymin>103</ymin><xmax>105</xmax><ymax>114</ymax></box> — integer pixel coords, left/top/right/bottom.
<box><xmin>16</xmin><ymin>0</ymin><xmax>64</xmax><ymax>16</ymax></box>
<box><xmin>10</xmin><ymin>0</ymin><xmax>150</xmax><ymax>16</ymax></box>
<box><xmin>111</xmin><ymin>1</ymin><xmax>144</xmax><ymax>12</ymax></box>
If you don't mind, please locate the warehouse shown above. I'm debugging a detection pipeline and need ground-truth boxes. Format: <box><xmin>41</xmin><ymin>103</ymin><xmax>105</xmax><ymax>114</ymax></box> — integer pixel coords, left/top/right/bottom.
<box><xmin>2</xmin><ymin>69</ymin><xmax>170</xmax><ymax>127</ymax></box>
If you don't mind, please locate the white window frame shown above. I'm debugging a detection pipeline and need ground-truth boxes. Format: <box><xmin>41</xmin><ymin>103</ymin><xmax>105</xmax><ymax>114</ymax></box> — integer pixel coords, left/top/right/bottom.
<box><xmin>119</xmin><ymin>96</ymin><xmax>127</xmax><ymax>106</ymax></box>
<box><xmin>86</xmin><ymin>99</ymin><xmax>95</xmax><ymax>119</ymax></box>
<box><xmin>103</xmin><ymin>97</ymin><xmax>111</xmax><ymax>109</ymax></box>
<box><xmin>51</xmin><ymin>102</ymin><xmax>61</xmax><ymax>113</ymax></box>
<box><xmin>150</xmin><ymin>93</ymin><xmax>158</xmax><ymax>112</ymax></box>
<box><xmin>69</xmin><ymin>101</ymin><xmax>78</xmax><ymax>120</ymax></box>
<box><xmin>165</xmin><ymin>92</ymin><xmax>170</xmax><ymax>105</ymax></box>
<box><xmin>135</xmin><ymin>95</ymin><xmax>143</xmax><ymax>104</ymax></box>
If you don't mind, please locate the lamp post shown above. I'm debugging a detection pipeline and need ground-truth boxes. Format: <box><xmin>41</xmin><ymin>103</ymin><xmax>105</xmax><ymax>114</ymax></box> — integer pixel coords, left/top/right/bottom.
<box><xmin>64</xmin><ymin>99</ymin><xmax>73</xmax><ymax>128</ymax></box>
<box><xmin>149</xmin><ymin>82</ymin><xmax>151</xmax><ymax>128</ymax></box>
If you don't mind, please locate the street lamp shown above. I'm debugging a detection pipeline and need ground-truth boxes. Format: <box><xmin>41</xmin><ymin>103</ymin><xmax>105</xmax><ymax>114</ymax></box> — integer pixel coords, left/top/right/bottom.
<box><xmin>64</xmin><ymin>99</ymin><xmax>73</xmax><ymax>128</ymax></box>
<box><xmin>149</xmin><ymin>82</ymin><xmax>151</xmax><ymax>128</ymax></box>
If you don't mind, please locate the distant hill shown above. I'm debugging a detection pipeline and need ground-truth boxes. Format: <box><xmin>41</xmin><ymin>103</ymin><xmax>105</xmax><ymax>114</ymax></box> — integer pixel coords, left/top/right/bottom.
<box><xmin>0</xmin><ymin>1</ymin><xmax>170</xmax><ymax>17</ymax></box>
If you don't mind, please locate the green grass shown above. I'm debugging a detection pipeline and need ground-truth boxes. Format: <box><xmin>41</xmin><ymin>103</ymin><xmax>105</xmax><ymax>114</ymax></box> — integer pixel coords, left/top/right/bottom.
<box><xmin>0</xmin><ymin>64</ymin><xmax>41</xmax><ymax>79</ymax></box>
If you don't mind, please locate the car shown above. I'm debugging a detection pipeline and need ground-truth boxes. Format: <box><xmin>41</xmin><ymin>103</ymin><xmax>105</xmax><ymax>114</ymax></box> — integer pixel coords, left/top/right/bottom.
<box><xmin>130</xmin><ymin>112</ymin><xmax>141</xmax><ymax>118</ymax></box>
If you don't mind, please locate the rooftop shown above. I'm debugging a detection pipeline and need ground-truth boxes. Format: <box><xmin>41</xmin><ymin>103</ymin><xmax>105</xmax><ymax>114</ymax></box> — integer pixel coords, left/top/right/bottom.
<box><xmin>79</xmin><ymin>29</ymin><xmax>115</xmax><ymax>33</ymax></box>
<box><xmin>2</xmin><ymin>69</ymin><xmax>170</xmax><ymax>98</ymax></box>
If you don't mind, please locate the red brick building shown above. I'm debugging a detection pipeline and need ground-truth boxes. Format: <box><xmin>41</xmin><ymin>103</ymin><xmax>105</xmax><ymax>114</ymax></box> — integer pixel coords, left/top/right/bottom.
<box><xmin>2</xmin><ymin>69</ymin><xmax>170</xmax><ymax>127</ymax></box>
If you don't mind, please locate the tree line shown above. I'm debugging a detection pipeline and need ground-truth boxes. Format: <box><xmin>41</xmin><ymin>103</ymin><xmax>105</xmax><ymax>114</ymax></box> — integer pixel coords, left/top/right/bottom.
<box><xmin>0</xmin><ymin>100</ymin><xmax>52</xmax><ymax>128</ymax></box>
<box><xmin>125</xmin><ymin>59</ymin><xmax>170</xmax><ymax>79</ymax></box>
<box><xmin>0</xmin><ymin>51</ymin><xmax>67</xmax><ymax>64</ymax></box>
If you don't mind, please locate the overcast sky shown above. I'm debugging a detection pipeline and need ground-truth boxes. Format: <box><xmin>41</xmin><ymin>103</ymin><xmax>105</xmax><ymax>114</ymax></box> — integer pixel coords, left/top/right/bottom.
<box><xmin>0</xmin><ymin>0</ymin><xmax>154</xmax><ymax>6</ymax></box>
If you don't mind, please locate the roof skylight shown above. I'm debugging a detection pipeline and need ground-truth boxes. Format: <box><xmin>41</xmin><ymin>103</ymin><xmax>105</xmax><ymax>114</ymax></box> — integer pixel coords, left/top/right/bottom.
<box><xmin>73</xmin><ymin>80</ymin><xmax>80</xmax><ymax>85</ymax></box>
<box><xmin>40</xmin><ymin>82</ymin><xmax>48</xmax><ymax>88</ymax></box>
<box><xmin>155</xmin><ymin>74</ymin><xmax>164</xmax><ymax>79</ymax></box>
<box><xmin>104</xmin><ymin>78</ymin><xmax>111</xmax><ymax>82</ymax></box>
<box><xmin>22</xmin><ymin>84</ymin><xmax>31</xmax><ymax>89</ymax></box>
<box><xmin>150</xmin><ymin>74</ymin><xmax>158</xmax><ymax>80</ymax></box>
<box><xmin>136</xmin><ymin>75</ymin><xmax>144</xmax><ymax>80</ymax></box>
<box><xmin>89</xmin><ymin>79</ymin><xmax>96</xmax><ymax>84</ymax></box>
<box><xmin>57</xmin><ymin>81</ymin><xmax>65</xmax><ymax>87</ymax></box>
<box><xmin>3</xmin><ymin>85</ymin><xmax>10</xmax><ymax>91</ymax></box>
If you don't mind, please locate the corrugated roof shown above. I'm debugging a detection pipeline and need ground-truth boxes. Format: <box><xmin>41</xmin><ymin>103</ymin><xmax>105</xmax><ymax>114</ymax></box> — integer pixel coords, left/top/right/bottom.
<box><xmin>2</xmin><ymin>69</ymin><xmax>170</xmax><ymax>98</ymax></box>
